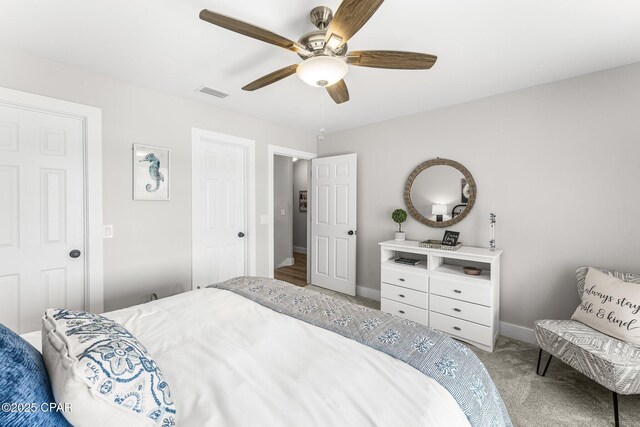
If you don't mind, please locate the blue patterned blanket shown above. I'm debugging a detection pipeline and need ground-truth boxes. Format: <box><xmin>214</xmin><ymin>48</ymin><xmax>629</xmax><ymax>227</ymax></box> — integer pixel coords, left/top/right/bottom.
<box><xmin>209</xmin><ymin>277</ymin><xmax>512</xmax><ymax>427</ymax></box>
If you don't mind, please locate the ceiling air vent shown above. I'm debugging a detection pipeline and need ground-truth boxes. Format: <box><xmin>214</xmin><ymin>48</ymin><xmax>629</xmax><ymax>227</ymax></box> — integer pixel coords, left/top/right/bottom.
<box><xmin>196</xmin><ymin>85</ymin><xmax>229</xmax><ymax>99</ymax></box>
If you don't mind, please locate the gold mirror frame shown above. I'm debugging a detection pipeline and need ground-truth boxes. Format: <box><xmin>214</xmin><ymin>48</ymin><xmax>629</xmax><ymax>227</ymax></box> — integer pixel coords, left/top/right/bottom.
<box><xmin>403</xmin><ymin>158</ymin><xmax>477</xmax><ymax>228</ymax></box>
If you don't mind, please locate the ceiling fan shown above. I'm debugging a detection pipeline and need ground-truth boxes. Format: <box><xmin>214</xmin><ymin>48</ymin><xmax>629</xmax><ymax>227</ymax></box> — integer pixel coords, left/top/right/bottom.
<box><xmin>200</xmin><ymin>0</ymin><xmax>437</xmax><ymax>104</ymax></box>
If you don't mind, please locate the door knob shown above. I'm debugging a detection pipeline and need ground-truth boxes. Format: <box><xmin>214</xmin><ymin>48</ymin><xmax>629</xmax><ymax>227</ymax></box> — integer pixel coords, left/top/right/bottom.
<box><xmin>348</xmin><ymin>230</ymin><xmax>355</xmax><ymax>235</ymax></box>
<box><xmin>69</xmin><ymin>249</ymin><xmax>81</xmax><ymax>258</ymax></box>
<box><xmin>238</xmin><ymin>232</ymin><xmax>245</xmax><ymax>238</ymax></box>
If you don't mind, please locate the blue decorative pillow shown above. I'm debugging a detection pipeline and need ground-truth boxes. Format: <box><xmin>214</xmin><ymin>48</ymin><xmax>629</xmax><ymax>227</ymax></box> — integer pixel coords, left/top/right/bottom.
<box><xmin>0</xmin><ymin>323</ymin><xmax>71</xmax><ymax>426</ymax></box>
<box><xmin>42</xmin><ymin>309</ymin><xmax>176</xmax><ymax>427</ymax></box>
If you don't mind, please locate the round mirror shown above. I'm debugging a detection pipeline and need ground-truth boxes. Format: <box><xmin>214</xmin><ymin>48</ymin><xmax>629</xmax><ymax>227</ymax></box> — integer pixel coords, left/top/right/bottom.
<box><xmin>403</xmin><ymin>158</ymin><xmax>476</xmax><ymax>228</ymax></box>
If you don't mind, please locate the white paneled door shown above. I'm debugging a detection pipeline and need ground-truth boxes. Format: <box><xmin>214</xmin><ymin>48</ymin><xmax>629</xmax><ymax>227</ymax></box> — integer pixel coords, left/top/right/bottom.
<box><xmin>311</xmin><ymin>154</ymin><xmax>357</xmax><ymax>295</ymax></box>
<box><xmin>192</xmin><ymin>130</ymin><xmax>251</xmax><ymax>288</ymax></box>
<box><xmin>0</xmin><ymin>104</ymin><xmax>85</xmax><ymax>333</ymax></box>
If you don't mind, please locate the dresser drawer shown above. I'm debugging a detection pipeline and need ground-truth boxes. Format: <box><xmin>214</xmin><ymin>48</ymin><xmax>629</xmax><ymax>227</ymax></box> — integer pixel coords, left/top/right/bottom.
<box><xmin>430</xmin><ymin>294</ymin><xmax>492</xmax><ymax>326</ymax></box>
<box><xmin>381</xmin><ymin>298</ymin><xmax>428</xmax><ymax>325</ymax></box>
<box><xmin>381</xmin><ymin>266</ymin><xmax>428</xmax><ymax>292</ymax></box>
<box><xmin>430</xmin><ymin>311</ymin><xmax>492</xmax><ymax>345</ymax></box>
<box><xmin>381</xmin><ymin>283</ymin><xmax>428</xmax><ymax>309</ymax></box>
<box><xmin>430</xmin><ymin>275</ymin><xmax>491</xmax><ymax>306</ymax></box>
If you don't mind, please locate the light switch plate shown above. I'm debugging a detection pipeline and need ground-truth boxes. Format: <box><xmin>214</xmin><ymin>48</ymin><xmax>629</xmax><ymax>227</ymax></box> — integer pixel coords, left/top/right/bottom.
<box><xmin>260</xmin><ymin>215</ymin><xmax>268</xmax><ymax>225</ymax></box>
<box><xmin>280</xmin><ymin>209</ymin><xmax>286</xmax><ymax>216</ymax></box>
<box><xmin>103</xmin><ymin>225</ymin><xmax>114</xmax><ymax>239</ymax></box>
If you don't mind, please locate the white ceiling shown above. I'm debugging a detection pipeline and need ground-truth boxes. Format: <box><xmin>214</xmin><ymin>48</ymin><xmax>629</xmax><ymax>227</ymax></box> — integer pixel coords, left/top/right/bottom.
<box><xmin>1</xmin><ymin>0</ymin><xmax>640</xmax><ymax>134</ymax></box>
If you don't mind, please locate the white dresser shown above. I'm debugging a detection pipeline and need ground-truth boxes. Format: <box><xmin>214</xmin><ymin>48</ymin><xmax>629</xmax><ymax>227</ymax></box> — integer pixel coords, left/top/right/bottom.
<box><xmin>379</xmin><ymin>240</ymin><xmax>502</xmax><ymax>352</ymax></box>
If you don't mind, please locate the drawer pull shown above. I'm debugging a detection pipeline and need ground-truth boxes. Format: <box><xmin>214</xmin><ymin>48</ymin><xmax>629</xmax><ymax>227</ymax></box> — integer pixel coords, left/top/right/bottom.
<box><xmin>398</xmin><ymin>294</ymin><xmax>405</xmax><ymax>298</ymax></box>
<box><xmin>453</xmin><ymin>308</ymin><xmax>462</xmax><ymax>312</ymax></box>
<box><xmin>398</xmin><ymin>278</ymin><xmax>405</xmax><ymax>282</ymax></box>
<box><xmin>453</xmin><ymin>289</ymin><xmax>462</xmax><ymax>294</ymax></box>
<box><xmin>453</xmin><ymin>326</ymin><xmax>462</xmax><ymax>331</ymax></box>
<box><xmin>399</xmin><ymin>310</ymin><xmax>405</xmax><ymax>314</ymax></box>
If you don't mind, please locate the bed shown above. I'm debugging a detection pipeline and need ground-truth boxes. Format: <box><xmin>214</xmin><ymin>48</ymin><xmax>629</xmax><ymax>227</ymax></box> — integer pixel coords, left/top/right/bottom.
<box><xmin>15</xmin><ymin>277</ymin><xmax>511</xmax><ymax>426</ymax></box>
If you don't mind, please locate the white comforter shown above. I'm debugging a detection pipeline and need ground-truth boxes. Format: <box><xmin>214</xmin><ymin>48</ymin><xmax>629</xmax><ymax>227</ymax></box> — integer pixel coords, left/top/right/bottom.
<box><xmin>24</xmin><ymin>288</ymin><xmax>470</xmax><ymax>427</ymax></box>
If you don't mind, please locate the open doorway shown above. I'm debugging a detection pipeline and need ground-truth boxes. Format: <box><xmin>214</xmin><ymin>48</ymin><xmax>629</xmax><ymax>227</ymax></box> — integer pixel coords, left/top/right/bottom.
<box><xmin>273</xmin><ymin>156</ymin><xmax>309</xmax><ymax>287</ymax></box>
<box><xmin>268</xmin><ymin>145</ymin><xmax>316</xmax><ymax>285</ymax></box>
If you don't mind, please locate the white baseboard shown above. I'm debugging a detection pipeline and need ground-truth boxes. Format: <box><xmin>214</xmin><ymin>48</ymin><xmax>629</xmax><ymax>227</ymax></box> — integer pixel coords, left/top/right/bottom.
<box><xmin>500</xmin><ymin>321</ymin><xmax>536</xmax><ymax>345</ymax></box>
<box><xmin>277</xmin><ymin>258</ymin><xmax>295</xmax><ymax>268</ymax></box>
<box><xmin>357</xmin><ymin>286</ymin><xmax>381</xmax><ymax>301</ymax></box>
<box><xmin>293</xmin><ymin>246</ymin><xmax>307</xmax><ymax>254</ymax></box>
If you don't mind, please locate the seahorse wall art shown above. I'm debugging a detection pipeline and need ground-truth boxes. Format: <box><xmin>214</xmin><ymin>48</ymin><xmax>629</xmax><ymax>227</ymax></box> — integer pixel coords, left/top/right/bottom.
<box><xmin>139</xmin><ymin>153</ymin><xmax>164</xmax><ymax>192</ymax></box>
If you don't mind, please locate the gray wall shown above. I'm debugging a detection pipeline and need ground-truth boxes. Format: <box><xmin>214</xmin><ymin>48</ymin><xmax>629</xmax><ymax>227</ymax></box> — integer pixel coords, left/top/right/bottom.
<box><xmin>0</xmin><ymin>48</ymin><xmax>316</xmax><ymax>311</ymax></box>
<box><xmin>318</xmin><ymin>62</ymin><xmax>640</xmax><ymax>330</ymax></box>
<box><xmin>292</xmin><ymin>159</ymin><xmax>309</xmax><ymax>251</ymax></box>
<box><xmin>274</xmin><ymin>155</ymin><xmax>293</xmax><ymax>267</ymax></box>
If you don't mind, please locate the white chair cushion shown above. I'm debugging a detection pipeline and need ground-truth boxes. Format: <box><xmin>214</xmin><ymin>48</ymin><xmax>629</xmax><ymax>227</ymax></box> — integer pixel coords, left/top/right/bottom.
<box><xmin>535</xmin><ymin>319</ymin><xmax>640</xmax><ymax>394</ymax></box>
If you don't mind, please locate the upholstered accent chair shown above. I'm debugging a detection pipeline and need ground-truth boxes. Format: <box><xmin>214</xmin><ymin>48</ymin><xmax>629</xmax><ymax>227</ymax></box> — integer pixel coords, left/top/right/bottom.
<box><xmin>534</xmin><ymin>267</ymin><xmax>640</xmax><ymax>427</ymax></box>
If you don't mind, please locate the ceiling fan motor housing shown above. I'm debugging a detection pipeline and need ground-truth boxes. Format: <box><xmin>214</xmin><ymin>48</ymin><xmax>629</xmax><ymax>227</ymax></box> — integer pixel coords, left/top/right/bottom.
<box><xmin>298</xmin><ymin>31</ymin><xmax>347</xmax><ymax>59</ymax></box>
<box><xmin>298</xmin><ymin>6</ymin><xmax>347</xmax><ymax>59</ymax></box>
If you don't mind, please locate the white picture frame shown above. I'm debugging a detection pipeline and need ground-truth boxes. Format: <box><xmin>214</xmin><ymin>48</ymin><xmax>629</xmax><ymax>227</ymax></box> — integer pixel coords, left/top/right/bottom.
<box><xmin>133</xmin><ymin>144</ymin><xmax>170</xmax><ymax>200</ymax></box>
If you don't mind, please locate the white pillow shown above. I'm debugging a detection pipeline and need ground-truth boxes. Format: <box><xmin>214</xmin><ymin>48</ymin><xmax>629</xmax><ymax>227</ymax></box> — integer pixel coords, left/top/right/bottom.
<box><xmin>572</xmin><ymin>268</ymin><xmax>640</xmax><ymax>346</ymax></box>
<box><xmin>42</xmin><ymin>309</ymin><xmax>176</xmax><ymax>427</ymax></box>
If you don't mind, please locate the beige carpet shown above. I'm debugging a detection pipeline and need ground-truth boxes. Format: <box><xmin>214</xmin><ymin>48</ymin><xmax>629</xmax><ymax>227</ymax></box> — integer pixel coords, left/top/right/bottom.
<box><xmin>309</xmin><ymin>287</ymin><xmax>639</xmax><ymax>427</ymax></box>
<box><xmin>471</xmin><ymin>337</ymin><xmax>640</xmax><ymax>427</ymax></box>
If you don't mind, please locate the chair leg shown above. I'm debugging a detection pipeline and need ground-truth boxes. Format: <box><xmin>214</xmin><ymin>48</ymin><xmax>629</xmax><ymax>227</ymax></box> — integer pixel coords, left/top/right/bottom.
<box><xmin>536</xmin><ymin>348</ymin><xmax>553</xmax><ymax>376</ymax></box>
<box><xmin>613</xmin><ymin>392</ymin><xmax>619</xmax><ymax>427</ymax></box>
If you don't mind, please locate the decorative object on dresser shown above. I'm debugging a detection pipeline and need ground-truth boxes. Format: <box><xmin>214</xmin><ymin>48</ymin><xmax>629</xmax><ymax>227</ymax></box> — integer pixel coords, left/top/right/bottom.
<box><xmin>534</xmin><ymin>266</ymin><xmax>640</xmax><ymax>427</ymax></box>
<box><xmin>133</xmin><ymin>144</ymin><xmax>169</xmax><ymax>201</ymax></box>
<box><xmin>489</xmin><ymin>211</ymin><xmax>496</xmax><ymax>251</ymax></box>
<box><xmin>418</xmin><ymin>239</ymin><xmax>463</xmax><ymax>251</ymax></box>
<box><xmin>463</xmin><ymin>266</ymin><xmax>482</xmax><ymax>276</ymax></box>
<box><xmin>441</xmin><ymin>230</ymin><xmax>460</xmax><ymax>247</ymax></box>
<box><xmin>391</xmin><ymin>208</ymin><xmax>408</xmax><ymax>241</ymax></box>
<box><xmin>404</xmin><ymin>158</ymin><xmax>477</xmax><ymax>228</ymax></box>
<box><xmin>394</xmin><ymin>257</ymin><xmax>421</xmax><ymax>266</ymax></box>
<box><xmin>379</xmin><ymin>239</ymin><xmax>501</xmax><ymax>352</ymax></box>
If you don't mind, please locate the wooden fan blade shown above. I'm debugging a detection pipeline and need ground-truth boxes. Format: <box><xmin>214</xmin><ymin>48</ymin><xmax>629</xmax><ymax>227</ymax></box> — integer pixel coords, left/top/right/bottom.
<box><xmin>200</xmin><ymin>10</ymin><xmax>310</xmax><ymax>56</ymax></box>
<box><xmin>325</xmin><ymin>0</ymin><xmax>384</xmax><ymax>47</ymax></box>
<box><xmin>326</xmin><ymin>80</ymin><xmax>350</xmax><ymax>104</ymax></box>
<box><xmin>346</xmin><ymin>50</ymin><xmax>437</xmax><ymax>70</ymax></box>
<box><xmin>242</xmin><ymin>64</ymin><xmax>299</xmax><ymax>91</ymax></box>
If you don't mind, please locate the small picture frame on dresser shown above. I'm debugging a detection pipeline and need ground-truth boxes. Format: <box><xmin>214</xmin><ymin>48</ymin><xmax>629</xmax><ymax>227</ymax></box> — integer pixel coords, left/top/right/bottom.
<box><xmin>441</xmin><ymin>230</ymin><xmax>460</xmax><ymax>247</ymax></box>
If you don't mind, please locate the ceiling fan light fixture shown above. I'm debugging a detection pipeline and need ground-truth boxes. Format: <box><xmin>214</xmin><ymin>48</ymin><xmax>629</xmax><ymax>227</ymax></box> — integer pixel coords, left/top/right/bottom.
<box><xmin>296</xmin><ymin>56</ymin><xmax>349</xmax><ymax>87</ymax></box>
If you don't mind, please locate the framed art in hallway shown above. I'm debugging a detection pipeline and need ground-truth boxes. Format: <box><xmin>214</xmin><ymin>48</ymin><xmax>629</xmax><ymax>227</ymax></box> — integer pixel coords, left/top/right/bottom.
<box><xmin>133</xmin><ymin>144</ymin><xmax>170</xmax><ymax>201</ymax></box>
<box><xmin>299</xmin><ymin>190</ymin><xmax>307</xmax><ymax>212</ymax></box>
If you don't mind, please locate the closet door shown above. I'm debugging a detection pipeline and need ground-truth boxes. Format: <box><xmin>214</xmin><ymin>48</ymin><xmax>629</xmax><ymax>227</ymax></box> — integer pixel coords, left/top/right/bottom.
<box><xmin>192</xmin><ymin>130</ymin><xmax>253</xmax><ymax>288</ymax></box>
<box><xmin>0</xmin><ymin>103</ymin><xmax>86</xmax><ymax>333</ymax></box>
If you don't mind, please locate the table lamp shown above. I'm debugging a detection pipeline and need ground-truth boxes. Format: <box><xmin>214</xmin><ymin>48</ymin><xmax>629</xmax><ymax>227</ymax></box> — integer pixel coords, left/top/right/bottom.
<box><xmin>432</xmin><ymin>204</ymin><xmax>447</xmax><ymax>222</ymax></box>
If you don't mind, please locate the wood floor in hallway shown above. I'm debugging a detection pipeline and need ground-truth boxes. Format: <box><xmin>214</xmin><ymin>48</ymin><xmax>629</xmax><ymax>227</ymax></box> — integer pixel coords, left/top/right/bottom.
<box><xmin>274</xmin><ymin>252</ymin><xmax>307</xmax><ymax>287</ymax></box>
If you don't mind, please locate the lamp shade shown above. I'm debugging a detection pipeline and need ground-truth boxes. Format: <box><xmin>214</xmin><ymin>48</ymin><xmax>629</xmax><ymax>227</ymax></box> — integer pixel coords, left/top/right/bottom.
<box><xmin>296</xmin><ymin>56</ymin><xmax>349</xmax><ymax>87</ymax></box>
<box><xmin>432</xmin><ymin>204</ymin><xmax>448</xmax><ymax>216</ymax></box>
